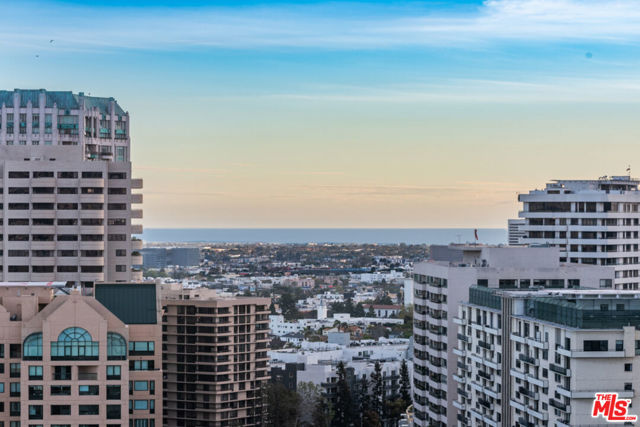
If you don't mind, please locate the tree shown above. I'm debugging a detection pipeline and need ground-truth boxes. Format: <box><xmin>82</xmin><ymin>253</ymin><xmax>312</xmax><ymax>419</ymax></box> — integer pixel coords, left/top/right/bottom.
<box><xmin>298</xmin><ymin>382</ymin><xmax>322</xmax><ymax>426</ymax></box>
<box><xmin>367</xmin><ymin>305</ymin><xmax>376</xmax><ymax>317</ymax></box>
<box><xmin>264</xmin><ymin>382</ymin><xmax>300</xmax><ymax>427</ymax></box>
<box><xmin>370</xmin><ymin>361</ymin><xmax>383</xmax><ymax>419</ymax></box>
<box><xmin>312</xmin><ymin>393</ymin><xmax>332</xmax><ymax>427</ymax></box>
<box><xmin>399</xmin><ymin>359</ymin><xmax>411</xmax><ymax>406</ymax></box>
<box><xmin>333</xmin><ymin>361</ymin><xmax>354</xmax><ymax>427</ymax></box>
<box><xmin>279</xmin><ymin>291</ymin><xmax>300</xmax><ymax>320</ymax></box>
<box><xmin>354</xmin><ymin>302</ymin><xmax>366</xmax><ymax>317</ymax></box>
<box><xmin>356</xmin><ymin>375</ymin><xmax>370</xmax><ymax>427</ymax></box>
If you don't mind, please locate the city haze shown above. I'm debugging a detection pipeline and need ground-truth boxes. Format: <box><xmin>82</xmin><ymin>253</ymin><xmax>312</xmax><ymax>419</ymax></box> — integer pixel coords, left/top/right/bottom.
<box><xmin>3</xmin><ymin>0</ymin><xmax>640</xmax><ymax>227</ymax></box>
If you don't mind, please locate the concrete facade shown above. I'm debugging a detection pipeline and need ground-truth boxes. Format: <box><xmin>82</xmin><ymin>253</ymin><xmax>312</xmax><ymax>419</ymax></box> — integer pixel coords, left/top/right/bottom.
<box><xmin>412</xmin><ymin>245</ymin><xmax>615</xmax><ymax>427</ymax></box>
<box><xmin>0</xmin><ymin>282</ymin><xmax>161</xmax><ymax>426</ymax></box>
<box><xmin>519</xmin><ymin>176</ymin><xmax>640</xmax><ymax>289</ymax></box>
<box><xmin>454</xmin><ymin>287</ymin><xmax>640</xmax><ymax>427</ymax></box>
<box><xmin>0</xmin><ymin>89</ymin><xmax>144</xmax><ymax>286</ymax></box>
<box><xmin>160</xmin><ymin>284</ymin><xmax>270</xmax><ymax>427</ymax></box>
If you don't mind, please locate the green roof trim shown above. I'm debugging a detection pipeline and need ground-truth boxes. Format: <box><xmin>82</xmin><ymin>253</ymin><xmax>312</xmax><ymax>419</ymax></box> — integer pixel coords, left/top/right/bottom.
<box><xmin>0</xmin><ymin>89</ymin><xmax>125</xmax><ymax>115</ymax></box>
<box><xmin>95</xmin><ymin>283</ymin><xmax>157</xmax><ymax>325</ymax></box>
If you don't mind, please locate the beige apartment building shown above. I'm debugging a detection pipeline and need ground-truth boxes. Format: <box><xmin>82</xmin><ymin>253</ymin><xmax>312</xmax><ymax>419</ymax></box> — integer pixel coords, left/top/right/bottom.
<box><xmin>0</xmin><ymin>281</ymin><xmax>162</xmax><ymax>427</ymax></box>
<box><xmin>160</xmin><ymin>284</ymin><xmax>270</xmax><ymax>427</ymax></box>
<box><xmin>0</xmin><ymin>89</ymin><xmax>144</xmax><ymax>287</ymax></box>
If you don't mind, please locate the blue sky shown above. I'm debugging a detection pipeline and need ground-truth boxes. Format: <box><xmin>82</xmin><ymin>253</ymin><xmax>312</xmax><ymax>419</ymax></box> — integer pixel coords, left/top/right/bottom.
<box><xmin>2</xmin><ymin>0</ymin><xmax>640</xmax><ymax>227</ymax></box>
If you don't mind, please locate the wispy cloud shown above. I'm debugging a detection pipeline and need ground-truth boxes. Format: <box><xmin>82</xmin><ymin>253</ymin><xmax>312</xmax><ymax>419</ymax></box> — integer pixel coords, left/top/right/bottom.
<box><xmin>3</xmin><ymin>0</ymin><xmax>640</xmax><ymax>51</ymax></box>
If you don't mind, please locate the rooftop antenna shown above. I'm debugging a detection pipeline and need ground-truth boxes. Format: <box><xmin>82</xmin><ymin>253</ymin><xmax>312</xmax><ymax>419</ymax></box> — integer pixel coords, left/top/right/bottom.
<box><xmin>627</xmin><ymin>165</ymin><xmax>632</xmax><ymax>177</ymax></box>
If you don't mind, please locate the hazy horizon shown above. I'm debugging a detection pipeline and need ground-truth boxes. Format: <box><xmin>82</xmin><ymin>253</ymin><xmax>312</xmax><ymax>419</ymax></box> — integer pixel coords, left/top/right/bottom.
<box><xmin>3</xmin><ymin>0</ymin><xmax>640</xmax><ymax>228</ymax></box>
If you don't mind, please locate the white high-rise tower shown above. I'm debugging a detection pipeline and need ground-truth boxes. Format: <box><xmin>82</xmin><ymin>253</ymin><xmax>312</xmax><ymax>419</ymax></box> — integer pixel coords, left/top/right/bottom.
<box><xmin>518</xmin><ymin>176</ymin><xmax>640</xmax><ymax>289</ymax></box>
<box><xmin>0</xmin><ymin>89</ymin><xmax>143</xmax><ymax>287</ymax></box>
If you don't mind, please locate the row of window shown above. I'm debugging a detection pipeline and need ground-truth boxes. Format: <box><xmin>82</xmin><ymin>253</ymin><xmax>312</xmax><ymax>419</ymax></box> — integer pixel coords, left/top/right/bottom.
<box><xmin>2</xmin><ymin>218</ymin><xmax>126</xmax><ymax>226</ymax></box>
<box><xmin>6</xmin><ymin>171</ymin><xmax>127</xmax><ymax>179</ymax></box>
<box><xmin>4</xmin><ymin>203</ymin><xmax>128</xmax><ymax>210</ymax></box>
<box><xmin>3</xmin><ymin>234</ymin><xmax>128</xmax><ymax>241</ymax></box>
<box><xmin>5</xmin><ymin>266</ymin><xmax>105</xmax><ymax>273</ymax></box>
<box><xmin>5</xmin><ymin>187</ymin><xmax>127</xmax><ymax>194</ymax></box>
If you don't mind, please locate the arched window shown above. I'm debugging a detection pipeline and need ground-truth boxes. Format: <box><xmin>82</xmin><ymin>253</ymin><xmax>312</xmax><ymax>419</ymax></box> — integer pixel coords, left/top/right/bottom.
<box><xmin>58</xmin><ymin>327</ymin><xmax>92</xmax><ymax>342</ymax></box>
<box><xmin>23</xmin><ymin>333</ymin><xmax>42</xmax><ymax>360</ymax></box>
<box><xmin>51</xmin><ymin>327</ymin><xmax>98</xmax><ymax>360</ymax></box>
<box><xmin>107</xmin><ymin>332</ymin><xmax>127</xmax><ymax>360</ymax></box>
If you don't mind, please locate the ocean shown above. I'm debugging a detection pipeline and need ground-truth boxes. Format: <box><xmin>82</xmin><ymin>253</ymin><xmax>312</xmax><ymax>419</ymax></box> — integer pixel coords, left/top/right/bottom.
<box><xmin>141</xmin><ymin>228</ymin><xmax>507</xmax><ymax>245</ymax></box>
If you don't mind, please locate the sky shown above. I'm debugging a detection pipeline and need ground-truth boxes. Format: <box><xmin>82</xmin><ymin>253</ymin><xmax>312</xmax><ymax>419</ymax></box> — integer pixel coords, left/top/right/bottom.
<box><xmin>2</xmin><ymin>0</ymin><xmax>640</xmax><ymax>228</ymax></box>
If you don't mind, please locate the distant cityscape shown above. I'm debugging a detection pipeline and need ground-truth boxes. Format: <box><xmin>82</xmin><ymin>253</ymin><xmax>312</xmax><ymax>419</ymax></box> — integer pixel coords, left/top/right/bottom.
<box><xmin>0</xmin><ymin>88</ymin><xmax>638</xmax><ymax>427</ymax></box>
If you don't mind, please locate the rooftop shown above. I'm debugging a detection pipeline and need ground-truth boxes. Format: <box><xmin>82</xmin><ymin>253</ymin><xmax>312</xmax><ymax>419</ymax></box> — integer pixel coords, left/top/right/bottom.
<box><xmin>0</xmin><ymin>89</ymin><xmax>126</xmax><ymax>115</ymax></box>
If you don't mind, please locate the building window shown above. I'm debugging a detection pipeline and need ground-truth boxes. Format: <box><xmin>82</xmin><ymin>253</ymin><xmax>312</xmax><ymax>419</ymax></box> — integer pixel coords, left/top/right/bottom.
<box><xmin>107</xmin><ymin>365</ymin><xmax>121</xmax><ymax>380</ymax></box>
<box><xmin>51</xmin><ymin>327</ymin><xmax>98</xmax><ymax>360</ymax></box>
<box><xmin>28</xmin><ymin>404</ymin><xmax>43</xmax><ymax>420</ymax></box>
<box><xmin>583</xmin><ymin>340</ymin><xmax>608</xmax><ymax>352</ymax></box>
<box><xmin>107</xmin><ymin>333</ymin><xmax>127</xmax><ymax>360</ymax></box>
<box><xmin>51</xmin><ymin>405</ymin><xmax>71</xmax><ymax>415</ymax></box>
<box><xmin>79</xmin><ymin>385</ymin><xmax>99</xmax><ymax>396</ymax></box>
<box><xmin>50</xmin><ymin>385</ymin><xmax>71</xmax><ymax>396</ymax></box>
<box><xmin>53</xmin><ymin>366</ymin><xmax>72</xmax><ymax>381</ymax></box>
<box><xmin>129</xmin><ymin>341</ymin><xmax>154</xmax><ymax>356</ymax></box>
<box><xmin>107</xmin><ymin>385</ymin><xmax>121</xmax><ymax>400</ymax></box>
<box><xmin>79</xmin><ymin>405</ymin><xmax>99</xmax><ymax>415</ymax></box>
<box><xmin>28</xmin><ymin>385</ymin><xmax>43</xmax><ymax>400</ymax></box>
<box><xmin>106</xmin><ymin>404</ymin><xmax>121</xmax><ymax>420</ymax></box>
<box><xmin>625</xmin><ymin>363</ymin><xmax>633</xmax><ymax>372</ymax></box>
<box><xmin>23</xmin><ymin>333</ymin><xmax>42</xmax><ymax>360</ymax></box>
<box><xmin>9</xmin><ymin>363</ymin><xmax>20</xmax><ymax>378</ymax></box>
<box><xmin>28</xmin><ymin>366</ymin><xmax>43</xmax><ymax>380</ymax></box>
<box><xmin>616</xmin><ymin>340</ymin><xmax>624</xmax><ymax>352</ymax></box>
<box><xmin>10</xmin><ymin>382</ymin><xmax>20</xmax><ymax>397</ymax></box>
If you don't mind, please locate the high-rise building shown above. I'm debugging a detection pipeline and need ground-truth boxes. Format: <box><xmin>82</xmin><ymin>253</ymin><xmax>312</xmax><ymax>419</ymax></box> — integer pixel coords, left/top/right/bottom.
<box><xmin>454</xmin><ymin>287</ymin><xmax>640</xmax><ymax>427</ymax></box>
<box><xmin>507</xmin><ymin>219</ymin><xmax>526</xmax><ymax>246</ymax></box>
<box><xmin>160</xmin><ymin>284</ymin><xmax>270</xmax><ymax>426</ymax></box>
<box><xmin>0</xmin><ymin>89</ymin><xmax>144</xmax><ymax>287</ymax></box>
<box><xmin>0</xmin><ymin>281</ymin><xmax>161</xmax><ymax>426</ymax></box>
<box><xmin>518</xmin><ymin>175</ymin><xmax>640</xmax><ymax>289</ymax></box>
<box><xmin>412</xmin><ymin>245</ymin><xmax>614</xmax><ymax>427</ymax></box>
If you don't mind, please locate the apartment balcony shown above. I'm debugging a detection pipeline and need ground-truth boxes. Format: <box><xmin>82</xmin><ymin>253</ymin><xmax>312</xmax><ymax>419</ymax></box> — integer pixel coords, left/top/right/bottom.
<box><xmin>31</xmin><ymin>194</ymin><xmax>56</xmax><ymax>203</ymax></box>
<box><xmin>457</xmin><ymin>333</ymin><xmax>469</xmax><ymax>342</ymax></box>
<box><xmin>549</xmin><ymin>363</ymin><xmax>570</xmax><ymax>376</ymax></box>
<box><xmin>132</xmin><ymin>239</ymin><xmax>143</xmax><ymax>250</ymax></box>
<box><xmin>555</xmin><ymin>344</ymin><xmax>571</xmax><ymax>358</ymax></box>
<box><xmin>526</xmin><ymin>406</ymin><xmax>547</xmax><ymax>421</ymax></box>
<box><xmin>131</xmin><ymin>178</ymin><xmax>143</xmax><ymax>189</ymax></box>
<box><xmin>549</xmin><ymin>398</ymin><xmax>570</xmax><ymax>413</ymax></box>
<box><xmin>131</xmin><ymin>254</ymin><xmax>143</xmax><ymax>265</ymax></box>
<box><xmin>452</xmin><ymin>400</ymin><xmax>466</xmax><ymax>411</ymax></box>
<box><xmin>57</xmin><ymin>178</ymin><xmax>79</xmax><ymax>187</ymax></box>
<box><xmin>453</xmin><ymin>347</ymin><xmax>466</xmax><ymax>357</ymax></box>
<box><xmin>469</xmin><ymin>408</ymin><xmax>498</xmax><ymax>427</ymax></box>
<box><xmin>471</xmin><ymin>380</ymin><xmax>500</xmax><ymax>399</ymax></box>
<box><xmin>478</xmin><ymin>340</ymin><xmax>493</xmax><ymax>351</ymax></box>
<box><xmin>453</xmin><ymin>316</ymin><xmax>467</xmax><ymax>326</ymax></box>
<box><xmin>518</xmin><ymin>353</ymin><xmax>538</xmax><ymax>366</ymax></box>
<box><xmin>79</xmin><ymin>225</ymin><xmax>105</xmax><ymax>234</ymax></box>
<box><xmin>132</xmin><ymin>269</ymin><xmax>143</xmax><ymax>281</ymax></box>
<box><xmin>510</xmin><ymin>333</ymin><xmax>549</xmax><ymax>350</ymax></box>
<box><xmin>80</xmin><ymin>178</ymin><xmax>105</xmax><ymax>187</ymax></box>
<box><xmin>471</xmin><ymin>323</ymin><xmax>499</xmax><ymax>335</ymax></box>
<box><xmin>80</xmin><ymin>194</ymin><xmax>105</xmax><ymax>203</ymax></box>
<box><xmin>79</xmin><ymin>241</ymin><xmax>105</xmax><ymax>251</ymax></box>
<box><xmin>80</xmin><ymin>257</ymin><xmax>105</xmax><ymax>266</ymax></box>
<box><xmin>31</xmin><ymin>177</ymin><xmax>56</xmax><ymax>187</ymax></box>
<box><xmin>80</xmin><ymin>209</ymin><xmax>105</xmax><ymax>219</ymax></box>
<box><xmin>131</xmin><ymin>193</ymin><xmax>143</xmax><ymax>204</ymax></box>
<box><xmin>518</xmin><ymin>386</ymin><xmax>539</xmax><ymax>400</ymax></box>
<box><xmin>131</xmin><ymin>224</ymin><xmax>143</xmax><ymax>234</ymax></box>
<box><xmin>452</xmin><ymin>374</ymin><xmax>466</xmax><ymax>384</ymax></box>
<box><xmin>131</xmin><ymin>209</ymin><xmax>143</xmax><ymax>219</ymax></box>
